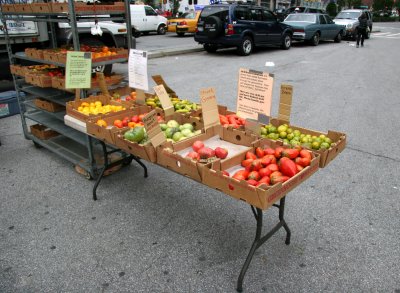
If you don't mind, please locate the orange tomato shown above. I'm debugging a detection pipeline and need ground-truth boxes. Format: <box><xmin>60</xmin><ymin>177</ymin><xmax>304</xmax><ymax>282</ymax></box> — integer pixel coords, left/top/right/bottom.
<box><xmin>128</xmin><ymin>122</ymin><xmax>136</xmax><ymax>128</ymax></box>
<box><xmin>102</xmin><ymin>46</ymin><xmax>109</xmax><ymax>53</ymax></box>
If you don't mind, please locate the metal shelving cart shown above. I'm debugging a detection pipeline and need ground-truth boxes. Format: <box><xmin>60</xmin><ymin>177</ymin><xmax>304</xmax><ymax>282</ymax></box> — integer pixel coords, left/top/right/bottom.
<box><xmin>1</xmin><ymin>0</ymin><xmax>134</xmax><ymax>179</ymax></box>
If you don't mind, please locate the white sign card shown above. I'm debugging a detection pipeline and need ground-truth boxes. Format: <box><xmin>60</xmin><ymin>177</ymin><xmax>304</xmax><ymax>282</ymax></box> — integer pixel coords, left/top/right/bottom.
<box><xmin>128</xmin><ymin>49</ymin><xmax>148</xmax><ymax>91</ymax></box>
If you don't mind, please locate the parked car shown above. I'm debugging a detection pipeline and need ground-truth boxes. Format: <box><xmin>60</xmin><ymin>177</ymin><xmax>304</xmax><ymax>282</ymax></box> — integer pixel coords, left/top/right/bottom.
<box><xmin>194</xmin><ymin>3</ymin><xmax>293</xmax><ymax>56</ymax></box>
<box><xmin>167</xmin><ymin>11</ymin><xmax>201</xmax><ymax>36</ymax></box>
<box><xmin>283</xmin><ymin>13</ymin><xmax>345</xmax><ymax>45</ymax></box>
<box><xmin>129</xmin><ymin>4</ymin><xmax>168</xmax><ymax>35</ymax></box>
<box><xmin>333</xmin><ymin>9</ymin><xmax>373</xmax><ymax>39</ymax></box>
<box><xmin>280</xmin><ymin>6</ymin><xmax>325</xmax><ymax>21</ymax></box>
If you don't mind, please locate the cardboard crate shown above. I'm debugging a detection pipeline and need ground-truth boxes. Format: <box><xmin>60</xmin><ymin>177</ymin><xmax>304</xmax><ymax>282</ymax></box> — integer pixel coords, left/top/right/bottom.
<box><xmin>25</xmin><ymin>48</ymin><xmax>37</xmax><ymax>59</ymax></box>
<box><xmin>268</xmin><ymin>118</ymin><xmax>346</xmax><ymax>168</ymax></box>
<box><xmin>86</xmin><ymin>105</ymin><xmax>152</xmax><ymax>145</ymax></box>
<box><xmin>36</xmin><ymin>75</ymin><xmax>52</xmax><ymax>88</ymax></box>
<box><xmin>14</xmin><ymin>4</ymin><xmax>32</xmax><ymax>13</ymax></box>
<box><xmin>115</xmin><ymin>131</ymin><xmax>157</xmax><ymax>163</ymax></box>
<box><xmin>1</xmin><ymin>4</ymin><xmax>15</xmax><ymax>12</ymax></box>
<box><xmin>25</xmin><ymin>73</ymin><xmax>36</xmax><ymax>86</ymax></box>
<box><xmin>10</xmin><ymin>65</ymin><xmax>24</xmax><ymax>76</ymax></box>
<box><xmin>156</xmin><ymin>125</ymin><xmax>256</xmax><ymax>182</ymax></box>
<box><xmin>34</xmin><ymin>98</ymin><xmax>65</xmax><ymax>112</ymax></box>
<box><xmin>30</xmin><ymin>124</ymin><xmax>59</xmax><ymax>140</ymax></box>
<box><xmin>66</xmin><ymin>95</ymin><xmax>129</xmax><ymax>122</ymax></box>
<box><xmin>31</xmin><ymin>3</ymin><xmax>52</xmax><ymax>13</ymax></box>
<box><xmin>202</xmin><ymin>139</ymin><xmax>320</xmax><ymax>210</ymax></box>
<box><xmin>57</xmin><ymin>53</ymin><xmax>67</xmax><ymax>64</ymax></box>
<box><xmin>51</xmin><ymin>2</ymin><xmax>68</xmax><ymax>13</ymax></box>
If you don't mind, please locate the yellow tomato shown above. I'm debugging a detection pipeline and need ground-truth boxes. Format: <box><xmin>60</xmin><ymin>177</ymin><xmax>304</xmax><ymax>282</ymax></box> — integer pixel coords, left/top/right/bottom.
<box><xmin>96</xmin><ymin>119</ymin><xmax>107</xmax><ymax>127</ymax></box>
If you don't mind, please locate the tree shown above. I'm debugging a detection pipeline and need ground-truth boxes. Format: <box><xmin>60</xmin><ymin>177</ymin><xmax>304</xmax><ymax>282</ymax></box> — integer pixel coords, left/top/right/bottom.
<box><xmin>172</xmin><ymin>0</ymin><xmax>180</xmax><ymax>16</ymax></box>
<box><xmin>326</xmin><ymin>2</ymin><xmax>338</xmax><ymax>16</ymax></box>
<box><xmin>373</xmin><ymin>0</ymin><xmax>394</xmax><ymax>11</ymax></box>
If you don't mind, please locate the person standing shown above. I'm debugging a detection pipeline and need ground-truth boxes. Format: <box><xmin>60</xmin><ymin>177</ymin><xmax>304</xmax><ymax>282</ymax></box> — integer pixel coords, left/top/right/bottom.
<box><xmin>356</xmin><ymin>12</ymin><xmax>368</xmax><ymax>48</ymax></box>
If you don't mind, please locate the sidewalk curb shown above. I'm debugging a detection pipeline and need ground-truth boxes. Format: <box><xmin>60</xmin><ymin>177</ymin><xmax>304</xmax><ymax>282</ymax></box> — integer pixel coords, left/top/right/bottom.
<box><xmin>148</xmin><ymin>47</ymin><xmax>204</xmax><ymax>59</ymax></box>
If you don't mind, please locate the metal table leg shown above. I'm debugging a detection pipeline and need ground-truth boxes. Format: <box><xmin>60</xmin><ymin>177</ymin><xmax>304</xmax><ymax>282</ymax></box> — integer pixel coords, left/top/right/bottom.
<box><xmin>92</xmin><ymin>141</ymin><xmax>148</xmax><ymax>201</ymax></box>
<box><xmin>237</xmin><ymin>197</ymin><xmax>291</xmax><ymax>292</ymax></box>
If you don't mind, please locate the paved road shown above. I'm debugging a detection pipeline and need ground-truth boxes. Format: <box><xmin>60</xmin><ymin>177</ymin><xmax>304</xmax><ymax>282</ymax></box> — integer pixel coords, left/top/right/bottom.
<box><xmin>1</xmin><ymin>23</ymin><xmax>400</xmax><ymax>292</ymax></box>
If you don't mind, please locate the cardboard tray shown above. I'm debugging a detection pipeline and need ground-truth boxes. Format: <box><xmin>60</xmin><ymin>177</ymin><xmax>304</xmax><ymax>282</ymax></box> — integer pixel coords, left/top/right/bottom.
<box><xmin>115</xmin><ymin>132</ymin><xmax>157</xmax><ymax>163</ymax></box>
<box><xmin>30</xmin><ymin>124</ymin><xmax>59</xmax><ymax>140</ymax></box>
<box><xmin>1</xmin><ymin>4</ymin><xmax>15</xmax><ymax>13</ymax></box>
<box><xmin>51</xmin><ymin>3</ymin><xmax>68</xmax><ymax>13</ymax></box>
<box><xmin>66</xmin><ymin>95</ymin><xmax>129</xmax><ymax>122</ymax></box>
<box><xmin>34</xmin><ymin>98</ymin><xmax>65</xmax><ymax>113</ymax></box>
<box><xmin>268</xmin><ymin>118</ymin><xmax>346</xmax><ymax>168</ymax></box>
<box><xmin>156</xmin><ymin>125</ymin><xmax>257</xmax><ymax>183</ymax></box>
<box><xmin>31</xmin><ymin>3</ymin><xmax>52</xmax><ymax>13</ymax></box>
<box><xmin>13</xmin><ymin>4</ymin><xmax>32</xmax><ymax>13</ymax></box>
<box><xmin>86</xmin><ymin>105</ymin><xmax>152</xmax><ymax>145</ymax></box>
<box><xmin>202</xmin><ymin>139</ymin><xmax>320</xmax><ymax>210</ymax></box>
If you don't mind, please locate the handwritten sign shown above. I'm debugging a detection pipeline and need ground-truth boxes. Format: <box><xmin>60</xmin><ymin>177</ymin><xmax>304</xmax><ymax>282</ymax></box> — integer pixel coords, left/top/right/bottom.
<box><xmin>128</xmin><ymin>49</ymin><xmax>148</xmax><ymax>91</ymax></box>
<box><xmin>65</xmin><ymin>51</ymin><xmax>92</xmax><ymax>89</ymax></box>
<box><xmin>236</xmin><ymin>68</ymin><xmax>273</xmax><ymax>120</ymax></box>
<box><xmin>142</xmin><ymin>110</ymin><xmax>165</xmax><ymax>147</ymax></box>
<box><xmin>200</xmin><ymin>87</ymin><xmax>219</xmax><ymax>130</ymax></box>
<box><xmin>278</xmin><ymin>84</ymin><xmax>293</xmax><ymax>123</ymax></box>
<box><xmin>154</xmin><ymin>84</ymin><xmax>174</xmax><ymax>116</ymax></box>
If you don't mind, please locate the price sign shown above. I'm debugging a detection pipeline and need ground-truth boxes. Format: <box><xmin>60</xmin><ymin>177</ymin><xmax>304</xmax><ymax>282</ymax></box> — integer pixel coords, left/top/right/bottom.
<box><xmin>142</xmin><ymin>110</ymin><xmax>165</xmax><ymax>147</ymax></box>
<box><xmin>65</xmin><ymin>51</ymin><xmax>92</xmax><ymax>89</ymax></box>
<box><xmin>152</xmin><ymin>75</ymin><xmax>176</xmax><ymax>97</ymax></box>
<box><xmin>236</xmin><ymin>68</ymin><xmax>273</xmax><ymax>120</ymax></box>
<box><xmin>154</xmin><ymin>84</ymin><xmax>174</xmax><ymax>116</ymax></box>
<box><xmin>200</xmin><ymin>87</ymin><xmax>219</xmax><ymax>130</ymax></box>
<box><xmin>128</xmin><ymin>49</ymin><xmax>148</xmax><ymax>91</ymax></box>
<box><xmin>278</xmin><ymin>84</ymin><xmax>293</xmax><ymax>123</ymax></box>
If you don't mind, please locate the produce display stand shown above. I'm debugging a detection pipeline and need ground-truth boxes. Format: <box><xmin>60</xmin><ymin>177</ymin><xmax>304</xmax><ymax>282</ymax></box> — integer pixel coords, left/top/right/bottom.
<box><xmin>0</xmin><ymin>0</ymin><xmax>134</xmax><ymax>179</ymax></box>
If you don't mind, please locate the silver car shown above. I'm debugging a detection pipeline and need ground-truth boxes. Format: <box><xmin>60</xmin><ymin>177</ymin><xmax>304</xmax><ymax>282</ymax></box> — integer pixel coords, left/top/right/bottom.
<box><xmin>333</xmin><ymin>9</ymin><xmax>373</xmax><ymax>39</ymax></box>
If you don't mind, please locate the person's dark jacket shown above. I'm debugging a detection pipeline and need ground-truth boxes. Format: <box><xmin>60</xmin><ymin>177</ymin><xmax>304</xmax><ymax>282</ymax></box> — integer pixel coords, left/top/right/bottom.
<box><xmin>358</xmin><ymin>16</ymin><xmax>368</xmax><ymax>29</ymax></box>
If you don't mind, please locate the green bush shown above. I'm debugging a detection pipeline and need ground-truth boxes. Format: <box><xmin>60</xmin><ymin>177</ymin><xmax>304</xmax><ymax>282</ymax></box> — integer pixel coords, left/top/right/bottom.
<box><xmin>326</xmin><ymin>3</ymin><xmax>338</xmax><ymax>17</ymax></box>
<box><xmin>373</xmin><ymin>16</ymin><xmax>399</xmax><ymax>21</ymax></box>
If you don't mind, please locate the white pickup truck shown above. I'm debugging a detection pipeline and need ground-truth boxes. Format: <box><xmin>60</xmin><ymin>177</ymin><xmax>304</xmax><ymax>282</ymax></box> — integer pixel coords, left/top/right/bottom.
<box><xmin>0</xmin><ymin>9</ymin><xmax>131</xmax><ymax>79</ymax></box>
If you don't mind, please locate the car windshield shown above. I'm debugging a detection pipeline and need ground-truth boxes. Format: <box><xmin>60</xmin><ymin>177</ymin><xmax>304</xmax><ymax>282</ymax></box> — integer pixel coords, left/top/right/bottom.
<box><xmin>182</xmin><ymin>12</ymin><xmax>196</xmax><ymax>19</ymax></box>
<box><xmin>285</xmin><ymin>14</ymin><xmax>316</xmax><ymax>22</ymax></box>
<box><xmin>287</xmin><ymin>7</ymin><xmax>306</xmax><ymax>13</ymax></box>
<box><xmin>335</xmin><ymin>11</ymin><xmax>361</xmax><ymax>19</ymax></box>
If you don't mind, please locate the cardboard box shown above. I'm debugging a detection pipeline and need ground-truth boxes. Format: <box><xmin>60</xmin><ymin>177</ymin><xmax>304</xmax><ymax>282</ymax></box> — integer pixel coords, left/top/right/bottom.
<box><xmin>156</xmin><ymin>125</ymin><xmax>256</xmax><ymax>182</ymax></box>
<box><xmin>30</xmin><ymin>124</ymin><xmax>59</xmax><ymax>140</ymax></box>
<box><xmin>66</xmin><ymin>95</ymin><xmax>129</xmax><ymax>122</ymax></box>
<box><xmin>202</xmin><ymin>139</ymin><xmax>320</xmax><ymax>210</ymax></box>
<box><xmin>31</xmin><ymin>3</ymin><xmax>52</xmax><ymax>13</ymax></box>
<box><xmin>115</xmin><ymin>131</ymin><xmax>157</xmax><ymax>163</ymax></box>
<box><xmin>51</xmin><ymin>2</ymin><xmax>68</xmax><ymax>13</ymax></box>
<box><xmin>36</xmin><ymin>74</ymin><xmax>52</xmax><ymax>88</ymax></box>
<box><xmin>13</xmin><ymin>4</ymin><xmax>32</xmax><ymax>13</ymax></box>
<box><xmin>10</xmin><ymin>65</ymin><xmax>24</xmax><ymax>76</ymax></box>
<box><xmin>268</xmin><ymin>118</ymin><xmax>346</xmax><ymax>168</ymax></box>
<box><xmin>1</xmin><ymin>4</ymin><xmax>15</xmax><ymax>12</ymax></box>
<box><xmin>34</xmin><ymin>98</ymin><xmax>65</xmax><ymax>112</ymax></box>
<box><xmin>86</xmin><ymin>105</ymin><xmax>152</xmax><ymax>145</ymax></box>
<box><xmin>43</xmin><ymin>50</ymin><xmax>59</xmax><ymax>63</ymax></box>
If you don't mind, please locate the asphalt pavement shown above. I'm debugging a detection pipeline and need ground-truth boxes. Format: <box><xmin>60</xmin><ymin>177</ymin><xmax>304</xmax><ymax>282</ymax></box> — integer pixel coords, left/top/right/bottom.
<box><xmin>1</xmin><ymin>25</ymin><xmax>400</xmax><ymax>293</ymax></box>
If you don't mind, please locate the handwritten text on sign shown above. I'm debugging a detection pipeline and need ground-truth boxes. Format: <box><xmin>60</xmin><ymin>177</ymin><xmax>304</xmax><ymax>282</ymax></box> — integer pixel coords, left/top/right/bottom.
<box><xmin>236</xmin><ymin>68</ymin><xmax>273</xmax><ymax>120</ymax></box>
<box><xmin>128</xmin><ymin>49</ymin><xmax>148</xmax><ymax>91</ymax></box>
<box><xmin>154</xmin><ymin>84</ymin><xmax>174</xmax><ymax>116</ymax></box>
<box><xmin>200</xmin><ymin>87</ymin><xmax>219</xmax><ymax>130</ymax></box>
<box><xmin>143</xmin><ymin>110</ymin><xmax>165</xmax><ymax>147</ymax></box>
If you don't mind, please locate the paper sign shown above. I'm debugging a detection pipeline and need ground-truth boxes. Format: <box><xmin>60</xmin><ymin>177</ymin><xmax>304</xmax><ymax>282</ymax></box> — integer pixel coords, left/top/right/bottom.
<box><xmin>152</xmin><ymin>75</ymin><xmax>176</xmax><ymax>96</ymax></box>
<box><xmin>136</xmin><ymin>89</ymin><xmax>146</xmax><ymax>105</ymax></box>
<box><xmin>142</xmin><ymin>110</ymin><xmax>165</xmax><ymax>147</ymax></box>
<box><xmin>154</xmin><ymin>84</ymin><xmax>174</xmax><ymax>116</ymax></box>
<box><xmin>236</xmin><ymin>68</ymin><xmax>273</xmax><ymax>120</ymax></box>
<box><xmin>128</xmin><ymin>49</ymin><xmax>148</xmax><ymax>91</ymax></box>
<box><xmin>65</xmin><ymin>51</ymin><xmax>92</xmax><ymax>89</ymax></box>
<box><xmin>278</xmin><ymin>84</ymin><xmax>293</xmax><ymax>122</ymax></box>
<box><xmin>200</xmin><ymin>87</ymin><xmax>219</xmax><ymax>130</ymax></box>
<box><xmin>244</xmin><ymin>118</ymin><xmax>262</xmax><ymax>135</ymax></box>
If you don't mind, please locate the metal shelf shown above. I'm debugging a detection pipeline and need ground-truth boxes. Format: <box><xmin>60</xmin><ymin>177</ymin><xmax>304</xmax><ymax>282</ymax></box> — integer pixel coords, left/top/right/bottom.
<box><xmin>19</xmin><ymin>84</ymin><xmax>73</xmax><ymax>106</ymax></box>
<box><xmin>23</xmin><ymin>100</ymin><xmax>66</xmax><ymax>121</ymax></box>
<box><xmin>24</xmin><ymin>110</ymin><xmax>88</xmax><ymax>146</ymax></box>
<box><xmin>13</xmin><ymin>52</ymin><xmax>128</xmax><ymax>67</ymax></box>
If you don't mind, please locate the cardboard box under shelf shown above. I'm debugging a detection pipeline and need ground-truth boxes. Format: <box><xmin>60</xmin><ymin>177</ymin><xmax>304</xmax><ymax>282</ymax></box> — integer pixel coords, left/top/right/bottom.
<box><xmin>86</xmin><ymin>105</ymin><xmax>152</xmax><ymax>145</ymax></box>
<box><xmin>66</xmin><ymin>94</ymin><xmax>130</xmax><ymax>122</ymax></box>
<box><xmin>30</xmin><ymin>124</ymin><xmax>59</xmax><ymax>140</ymax></box>
<box><xmin>268</xmin><ymin>118</ymin><xmax>346</xmax><ymax>168</ymax></box>
<box><xmin>34</xmin><ymin>98</ymin><xmax>65</xmax><ymax>112</ymax></box>
<box><xmin>202</xmin><ymin>139</ymin><xmax>320</xmax><ymax>210</ymax></box>
<box><xmin>115</xmin><ymin>131</ymin><xmax>157</xmax><ymax>163</ymax></box>
<box><xmin>156</xmin><ymin>125</ymin><xmax>257</xmax><ymax>182</ymax></box>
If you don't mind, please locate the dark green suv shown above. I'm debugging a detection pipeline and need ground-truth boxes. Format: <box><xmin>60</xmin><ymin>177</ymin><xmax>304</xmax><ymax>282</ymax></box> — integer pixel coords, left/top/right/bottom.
<box><xmin>194</xmin><ymin>3</ymin><xmax>293</xmax><ymax>56</ymax></box>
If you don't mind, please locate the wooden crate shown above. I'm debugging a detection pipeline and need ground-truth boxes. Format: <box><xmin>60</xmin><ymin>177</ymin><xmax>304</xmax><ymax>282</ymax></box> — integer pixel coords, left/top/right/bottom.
<box><xmin>31</xmin><ymin>3</ymin><xmax>52</xmax><ymax>13</ymax></box>
<box><xmin>30</xmin><ymin>124</ymin><xmax>59</xmax><ymax>140</ymax></box>
<box><xmin>34</xmin><ymin>98</ymin><xmax>65</xmax><ymax>112</ymax></box>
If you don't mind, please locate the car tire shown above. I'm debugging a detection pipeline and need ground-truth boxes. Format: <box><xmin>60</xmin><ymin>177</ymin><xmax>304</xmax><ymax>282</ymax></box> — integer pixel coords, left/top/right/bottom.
<box><xmin>237</xmin><ymin>36</ymin><xmax>253</xmax><ymax>56</ymax></box>
<box><xmin>80</xmin><ymin>38</ymin><xmax>112</xmax><ymax>75</ymax></box>
<box><xmin>334</xmin><ymin>31</ymin><xmax>342</xmax><ymax>43</ymax></box>
<box><xmin>281</xmin><ymin>33</ymin><xmax>291</xmax><ymax>50</ymax></box>
<box><xmin>204</xmin><ymin>16</ymin><xmax>223</xmax><ymax>39</ymax></box>
<box><xmin>157</xmin><ymin>24</ymin><xmax>166</xmax><ymax>35</ymax></box>
<box><xmin>310</xmin><ymin>32</ymin><xmax>320</xmax><ymax>46</ymax></box>
<box><xmin>177</xmin><ymin>32</ymin><xmax>185</xmax><ymax>37</ymax></box>
<box><xmin>204</xmin><ymin>43</ymin><xmax>218</xmax><ymax>53</ymax></box>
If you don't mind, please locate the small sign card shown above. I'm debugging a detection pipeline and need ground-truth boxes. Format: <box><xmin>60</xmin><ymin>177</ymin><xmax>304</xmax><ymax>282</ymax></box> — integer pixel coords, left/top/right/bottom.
<box><xmin>142</xmin><ymin>110</ymin><xmax>165</xmax><ymax>147</ymax></box>
<box><xmin>200</xmin><ymin>87</ymin><xmax>219</xmax><ymax>130</ymax></box>
<box><xmin>65</xmin><ymin>51</ymin><xmax>92</xmax><ymax>89</ymax></box>
<box><xmin>278</xmin><ymin>84</ymin><xmax>293</xmax><ymax>123</ymax></box>
<box><xmin>128</xmin><ymin>49</ymin><xmax>148</xmax><ymax>91</ymax></box>
<box><xmin>236</xmin><ymin>68</ymin><xmax>273</xmax><ymax>120</ymax></box>
<box><xmin>152</xmin><ymin>75</ymin><xmax>176</xmax><ymax>97</ymax></box>
<box><xmin>154</xmin><ymin>84</ymin><xmax>174</xmax><ymax>116</ymax></box>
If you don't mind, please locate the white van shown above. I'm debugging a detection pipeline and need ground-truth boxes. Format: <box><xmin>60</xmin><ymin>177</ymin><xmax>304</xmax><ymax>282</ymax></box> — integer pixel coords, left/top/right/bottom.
<box><xmin>129</xmin><ymin>4</ymin><xmax>167</xmax><ymax>35</ymax></box>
